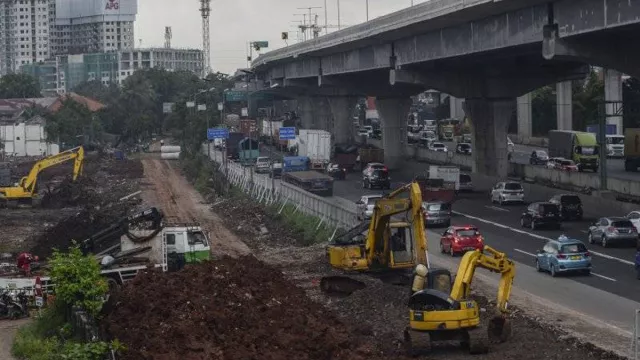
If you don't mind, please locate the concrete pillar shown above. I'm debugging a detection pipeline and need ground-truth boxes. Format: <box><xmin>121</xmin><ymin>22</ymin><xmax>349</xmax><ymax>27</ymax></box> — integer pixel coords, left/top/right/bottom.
<box><xmin>464</xmin><ymin>99</ymin><xmax>513</xmax><ymax>179</ymax></box>
<box><xmin>376</xmin><ymin>98</ymin><xmax>411</xmax><ymax>170</ymax></box>
<box><xmin>449</xmin><ymin>96</ymin><xmax>465</xmax><ymax>120</ymax></box>
<box><xmin>298</xmin><ymin>97</ymin><xmax>318</xmax><ymax>129</ymax></box>
<box><xmin>516</xmin><ymin>93</ymin><xmax>532</xmax><ymax>140</ymax></box>
<box><xmin>604</xmin><ymin>68</ymin><xmax>624</xmax><ymax>135</ymax></box>
<box><xmin>327</xmin><ymin>96</ymin><xmax>357</xmax><ymax>144</ymax></box>
<box><xmin>556</xmin><ymin>81</ymin><xmax>573</xmax><ymax>130</ymax></box>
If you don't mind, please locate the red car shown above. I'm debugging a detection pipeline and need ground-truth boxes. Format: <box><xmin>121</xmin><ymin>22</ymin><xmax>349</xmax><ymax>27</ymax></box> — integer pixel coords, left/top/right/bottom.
<box><xmin>556</xmin><ymin>159</ymin><xmax>579</xmax><ymax>172</ymax></box>
<box><xmin>439</xmin><ymin>226</ymin><xmax>484</xmax><ymax>256</ymax></box>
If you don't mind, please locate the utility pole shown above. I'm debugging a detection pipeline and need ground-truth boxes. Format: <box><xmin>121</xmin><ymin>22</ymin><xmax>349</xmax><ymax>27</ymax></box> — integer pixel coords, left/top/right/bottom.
<box><xmin>366</xmin><ymin>0</ymin><xmax>369</xmax><ymax>21</ymax></box>
<box><xmin>337</xmin><ymin>0</ymin><xmax>341</xmax><ymax>30</ymax></box>
<box><xmin>324</xmin><ymin>0</ymin><xmax>328</xmax><ymax>34</ymax></box>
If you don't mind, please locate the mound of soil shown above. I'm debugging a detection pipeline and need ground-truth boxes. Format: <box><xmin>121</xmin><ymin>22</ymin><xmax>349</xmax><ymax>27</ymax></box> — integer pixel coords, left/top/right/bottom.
<box><xmin>101</xmin><ymin>159</ymin><xmax>144</xmax><ymax>179</ymax></box>
<box><xmin>104</xmin><ymin>256</ymin><xmax>401</xmax><ymax>360</ymax></box>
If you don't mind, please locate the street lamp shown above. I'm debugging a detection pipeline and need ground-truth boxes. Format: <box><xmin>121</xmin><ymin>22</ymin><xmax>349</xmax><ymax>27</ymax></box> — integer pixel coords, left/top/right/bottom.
<box><xmin>366</xmin><ymin>0</ymin><xmax>369</xmax><ymax>21</ymax></box>
<box><xmin>191</xmin><ymin>87</ymin><xmax>216</xmax><ymax>158</ymax></box>
<box><xmin>238</xmin><ymin>69</ymin><xmax>256</xmax><ymax>184</ymax></box>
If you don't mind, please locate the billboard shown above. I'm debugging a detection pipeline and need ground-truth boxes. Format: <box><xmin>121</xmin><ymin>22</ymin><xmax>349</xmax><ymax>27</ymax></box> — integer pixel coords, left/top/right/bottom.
<box><xmin>55</xmin><ymin>0</ymin><xmax>137</xmax><ymax>21</ymax></box>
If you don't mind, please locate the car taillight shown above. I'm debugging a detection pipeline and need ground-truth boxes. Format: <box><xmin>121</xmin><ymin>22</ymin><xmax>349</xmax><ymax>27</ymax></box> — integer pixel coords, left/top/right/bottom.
<box><xmin>584</xmin><ymin>252</ymin><xmax>590</xmax><ymax>257</ymax></box>
<box><xmin>607</xmin><ymin>227</ymin><xmax>617</xmax><ymax>233</ymax></box>
<box><xmin>556</xmin><ymin>254</ymin><xmax>566</xmax><ymax>259</ymax></box>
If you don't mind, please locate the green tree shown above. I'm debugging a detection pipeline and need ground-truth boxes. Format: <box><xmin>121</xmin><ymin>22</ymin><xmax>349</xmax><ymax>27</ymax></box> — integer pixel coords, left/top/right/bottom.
<box><xmin>45</xmin><ymin>100</ymin><xmax>102</xmax><ymax>146</ymax></box>
<box><xmin>573</xmin><ymin>69</ymin><xmax>604</xmax><ymax>131</ymax></box>
<box><xmin>73</xmin><ymin>81</ymin><xmax>121</xmax><ymax>104</ymax></box>
<box><xmin>0</xmin><ymin>73</ymin><xmax>41</xmax><ymax>98</ymax></box>
<box><xmin>49</xmin><ymin>245</ymin><xmax>108</xmax><ymax>318</ymax></box>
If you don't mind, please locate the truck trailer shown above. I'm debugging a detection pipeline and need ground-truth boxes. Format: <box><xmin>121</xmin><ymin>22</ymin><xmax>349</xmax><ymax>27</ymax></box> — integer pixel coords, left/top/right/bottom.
<box><xmin>298</xmin><ymin>129</ymin><xmax>332</xmax><ymax>170</ymax></box>
<box><xmin>624</xmin><ymin>128</ymin><xmax>640</xmax><ymax>172</ymax></box>
<box><xmin>548</xmin><ymin>130</ymin><xmax>599</xmax><ymax>172</ymax></box>
<box><xmin>282</xmin><ymin>170</ymin><xmax>334</xmax><ymax>197</ymax></box>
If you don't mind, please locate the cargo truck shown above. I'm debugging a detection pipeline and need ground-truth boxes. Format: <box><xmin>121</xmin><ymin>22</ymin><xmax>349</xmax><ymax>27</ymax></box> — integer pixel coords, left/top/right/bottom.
<box><xmin>428</xmin><ymin>165</ymin><xmax>460</xmax><ymax>191</ymax></box>
<box><xmin>624</xmin><ymin>128</ymin><xmax>640</xmax><ymax>172</ymax></box>
<box><xmin>357</xmin><ymin>147</ymin><xmax>384</xmax><ymax>170</ymax></box>
<box><xmin>281</xmin><ymin>156</ymin><xmax>333</xmax><ymax>196</ymax></box>
<box><xmin>586</xmin><ymin>124</ymin><xmax>623</xmax><ymax>157</ymax></box>
<box><xmin>298</xmin><ymin>129</ymin><xmax>332</xmax><ymax>170</ymax></box>
<box><xmin>548</xmin><ymin>130</ymin><xmax>599</xmax><ymax>172</ymax></box>
<box><xmin>238</xmin><ymin>138</ymin><xmax>260</xmax><ymax>165</ymax></box>
<box><xmin>225</xmin><ymin>132</ymin><xmax>245</xmax><ymax>160</ymax></box>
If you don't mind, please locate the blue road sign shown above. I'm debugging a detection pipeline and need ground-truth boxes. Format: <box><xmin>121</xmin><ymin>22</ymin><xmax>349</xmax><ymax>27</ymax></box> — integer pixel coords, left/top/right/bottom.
<box><xmin>279</xmin><ymin>127</ymin><xmax>296</xmax><ymax>140</ymax></box>
<box><xmin>207</xmin><ymin>128</ymin><xmax>229</xmax><ymax>140</ymax></box>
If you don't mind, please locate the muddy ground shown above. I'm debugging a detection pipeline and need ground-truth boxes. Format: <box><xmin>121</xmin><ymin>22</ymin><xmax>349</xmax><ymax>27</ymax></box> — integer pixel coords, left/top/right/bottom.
<box><xmin>99</xmin><ymin>157</ymin><xmax>623</xmax><ymax>360</ymax></box>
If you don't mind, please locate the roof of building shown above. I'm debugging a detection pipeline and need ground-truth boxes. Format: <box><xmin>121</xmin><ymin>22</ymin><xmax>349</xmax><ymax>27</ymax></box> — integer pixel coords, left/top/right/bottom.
<box><xmin>0</xmin><ymin>93</ymin><xmax>105</xmax><ymax>122</ymax></box>
<box><xmin>49</xmin><ymin>92</ymin><xmax>105</xmax><ymax>113</ymax></box>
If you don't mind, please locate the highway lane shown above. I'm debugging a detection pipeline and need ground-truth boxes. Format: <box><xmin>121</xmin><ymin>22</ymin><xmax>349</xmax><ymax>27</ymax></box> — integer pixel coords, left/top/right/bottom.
<box><xmin>332</xmin><ymin>168</ymin><xmax>640</xmax><ymax>303</ymax></box>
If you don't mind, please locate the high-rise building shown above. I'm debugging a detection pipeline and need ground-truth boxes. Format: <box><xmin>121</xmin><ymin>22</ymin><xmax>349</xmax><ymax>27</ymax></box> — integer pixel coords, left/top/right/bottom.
<box><xmin>0</xmin><ymin>0</ymin><xmax>137</xmax><ymax>75</ymax></box>
<box><xmin>0</xmin><ymin>0</ymin><xmax>52</xmax><ymax>75</ymax></box>
<box><xmin>51</xmin><ymin>0</ymin><xmax>137</xmax><ymax>55</ymax></box>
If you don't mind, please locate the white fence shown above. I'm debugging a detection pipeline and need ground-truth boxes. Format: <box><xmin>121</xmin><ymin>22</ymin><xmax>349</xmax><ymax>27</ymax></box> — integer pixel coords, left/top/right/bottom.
<box><xmin>203</xmin><ymin>145</ymin><xmax>358</xmax><ymax>234</ymax></box>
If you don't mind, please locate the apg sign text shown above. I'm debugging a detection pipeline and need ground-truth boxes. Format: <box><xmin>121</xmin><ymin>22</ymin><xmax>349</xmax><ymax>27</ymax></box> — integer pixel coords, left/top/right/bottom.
<box><xmin>105</xmin><ymin>0</ymin><xmax>119</xmax><ymax>10</ymax></box>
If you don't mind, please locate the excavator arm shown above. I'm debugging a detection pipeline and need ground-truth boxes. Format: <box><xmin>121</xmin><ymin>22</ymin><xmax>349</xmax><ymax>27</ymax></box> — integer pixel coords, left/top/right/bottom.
<box><xmin>449</xmin><ymin>245</ymin><xmax>515</xmax><ymax>314</ymax></box>
<box><xmin>0</xmin><ymin>146</ymin><xmax>84</xmax><ymax>202</ymax></box>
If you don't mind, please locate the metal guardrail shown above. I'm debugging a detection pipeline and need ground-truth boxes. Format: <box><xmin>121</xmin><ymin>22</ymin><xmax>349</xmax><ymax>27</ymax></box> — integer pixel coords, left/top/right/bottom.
<box><xmin>203</xmin><ymin>145</ymin><xmax>358</xmax><ymax>235</ymax></box>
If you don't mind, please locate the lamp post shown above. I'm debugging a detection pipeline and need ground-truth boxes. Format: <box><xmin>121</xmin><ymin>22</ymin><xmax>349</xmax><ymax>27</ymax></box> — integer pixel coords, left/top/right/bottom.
<box><xmin>193</xmin><ymin>86</ymin><xmax>216</xmax><ymax>159</ymax></box>
<box><xmin>239</xmin><ymin>69</ymin><xmax>255</xmax><ymax>184</ymax></box>
<box><xmin>365</xmin><ymin>0</ymin><xmax>369</xmax><ymax>21</ymax></box>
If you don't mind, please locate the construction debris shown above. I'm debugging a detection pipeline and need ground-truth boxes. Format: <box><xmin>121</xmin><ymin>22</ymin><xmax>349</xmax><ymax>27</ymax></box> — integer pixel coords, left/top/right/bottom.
<box><xmin>103</xmin><ymin>256</ymin><xmax>398</xmax><ymax>360</ymax></box>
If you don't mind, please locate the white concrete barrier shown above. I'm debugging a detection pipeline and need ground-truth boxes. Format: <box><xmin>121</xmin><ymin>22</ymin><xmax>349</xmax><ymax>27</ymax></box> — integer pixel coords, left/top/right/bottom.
<box><xmin>161</xmin><ymin>145</ymin><xmax>181</xmax><ymax>153</ymax></box>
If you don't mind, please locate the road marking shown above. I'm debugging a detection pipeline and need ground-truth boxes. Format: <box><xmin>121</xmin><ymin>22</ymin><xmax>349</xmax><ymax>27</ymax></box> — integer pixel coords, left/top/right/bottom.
<box><xmin>514</xmin><ymin>248</ymin><xmax>536</xmax><ymax>257</ymax></box>
<box><xmin>514</xmin><ymin>249</ymin><xmax>616</xmax><ymax>282</ymax></box>
<box><xmin>453</xmin><ymin>210</ymin><xmax>635</xmax><ymax>266</ymax></box>
<box><xmin>485</xmin><ymin>205</ymin><xmax>510</xmax><ymax>212</ymax></box>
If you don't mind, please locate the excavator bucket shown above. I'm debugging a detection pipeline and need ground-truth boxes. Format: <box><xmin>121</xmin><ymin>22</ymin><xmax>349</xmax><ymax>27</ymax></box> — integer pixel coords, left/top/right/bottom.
<box><xmin>319</xmin><ymin>276</ymin><xmax>366</xmax><ymax>296</ymax></box>
<box><xmin>488</xmin><ymin>315</ymin><xmax>512</xmax><ymax>343</ymax></box>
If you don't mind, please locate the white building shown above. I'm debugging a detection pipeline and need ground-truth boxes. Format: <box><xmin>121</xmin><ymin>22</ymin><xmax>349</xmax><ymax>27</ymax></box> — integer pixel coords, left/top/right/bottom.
<box><xmin>117</xmin><ymin>48</ymin><xmax>204</xmax><ymax>83</ymax></box>
<box><xmin>0</xmin><ymin>0</ymin><xmax>137</xmax><ymax>75</ymax></box>
<box><xmin>0</xmin><ymin>0</ymin><xmax>52</xmax><ymax>74</ymax></box>
<box><xmin>0</xmin><ymin>116</ymin><xmax>59</xmax><ymax>157</ymax></box>
<box><xmin>51</xmin><ymin>0</ymin><xmax>137</xmax><ymax>55</ymax></box>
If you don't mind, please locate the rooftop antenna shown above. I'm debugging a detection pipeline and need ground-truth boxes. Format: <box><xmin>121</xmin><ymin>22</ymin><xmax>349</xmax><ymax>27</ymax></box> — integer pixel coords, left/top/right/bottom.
<box><xmin>164</xmin><ymin>26</ymin><xmax>172</xmax><ymax>48</ymax></box>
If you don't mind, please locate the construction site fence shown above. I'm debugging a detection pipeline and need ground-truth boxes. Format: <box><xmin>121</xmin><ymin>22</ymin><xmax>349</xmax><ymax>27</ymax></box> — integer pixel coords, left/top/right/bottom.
<box><xmin>202</xmin><ymin>145</ymin><xmax>358</xmax><ymax>234</ymax></box>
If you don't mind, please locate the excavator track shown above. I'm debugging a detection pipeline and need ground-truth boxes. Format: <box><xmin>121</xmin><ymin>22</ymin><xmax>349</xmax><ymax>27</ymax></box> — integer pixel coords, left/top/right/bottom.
<box><xmin>403</xmin><ymin>328</ymin><xmax>431</xmax><ymax>357</ymax></box>
<box><xmin>467</xmin><ymin>325</ymin><xmax>490</xmax><ymax>354</ymax></box>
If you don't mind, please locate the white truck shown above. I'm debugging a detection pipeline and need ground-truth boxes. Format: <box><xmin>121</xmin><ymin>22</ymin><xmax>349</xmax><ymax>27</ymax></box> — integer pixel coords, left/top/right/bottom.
<box><xmin>261</xmin><ymin>120</ymin><xmax>283</xmax><ymax>145</ymax></box>
<box><xmin>298</xmin><ymin>129</ymin><xmax>332</xmax><ymax>169</ymax></box>
<box><xmin>0</xmin><ymin>208</ymin><xmax>211</xmax><ymax>295</ymax></box>
<box><xmin>428</xmin><ymin>165</ymin><xmax>460</xmax><ymax>191</ymax></box>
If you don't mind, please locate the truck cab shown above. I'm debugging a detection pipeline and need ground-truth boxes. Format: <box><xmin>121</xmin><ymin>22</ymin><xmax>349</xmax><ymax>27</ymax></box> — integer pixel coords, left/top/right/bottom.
<box><xmin>606</xmin><ymin>134</ymin><xmax>625</xmax><ymax>158</ymax></box>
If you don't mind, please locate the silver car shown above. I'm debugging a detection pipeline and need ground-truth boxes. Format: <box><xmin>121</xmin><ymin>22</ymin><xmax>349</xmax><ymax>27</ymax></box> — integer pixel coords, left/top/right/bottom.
<box><xmin>356</xmin><ymin>194</ymin><xmax>383</xmax><ymax>221</ymax></box>
<box><xmin>490</xmin><ymin>181</ymin><xmax>525</xmax><ymax>205</ymax></box>
<box><xmin>422</xmin><ymin>201</ymin><xmax>452</xmax><ymax>227</ymax></box>
<box><xmin>588</xmin><ymin>217</ymin><xmax>638</xmax><ymax>247</ymax></box>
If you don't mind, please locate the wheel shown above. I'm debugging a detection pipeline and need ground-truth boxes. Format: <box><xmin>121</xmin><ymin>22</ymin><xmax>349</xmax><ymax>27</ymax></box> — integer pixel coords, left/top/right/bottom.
<box><xmin>362</xmin><ymin>180</ymin><xmax>366</xmax><ymax>189</ymax></box>
<box><xmin>576</xmin><ymin>214</ymin><xmax>583</xmax><ymax>221</ymax></box>
<box><xmin>404</xmin><ymin>328</ymin><xmax>431</xmax><ymax>357</ymax></box>
<box><xmin>550</xmin><ymin>265</ymin><xmax>557</xmax><ymax>277</ymax></box>
<box><xmin>535</xmin><ymin>259</ymin><xmax>543</xmax><ymax>272</ymax></box>
<box><xmin>556</xmin><ymin>223</ymin><xmax>562</xmax><ymax>230</ymax></box>
<box><xmin>583</xmin><ymin>269</ymin><xmax>591</xmax><ymax>276</ymax></box>
<box><xmin>530</xmin><ymin>220</ymin><xmax>536</xmax><ymax>230</ymax></box>
<box><xmin>440</xmin><ymin>242</ymin><xmax>446</xmax><ymax>253</ymax></box>
<box><xmin>588</xmin><ymin>232</ymin><xmax>595</xmax><ymax>244</ymax></box>
<box><xmin>449</xmin><ymin>245</ymin><xmax>455</xmax><ymax>257</ymax></box>
<box><xmin>520</xmin><ymin>218</ymin><xmax>525</xmax><ymax>228</ymax></box>
<box><xmin>601</xmin><ymin>235</ymin><xmax>608</xmax><ymax>248</ymax></box>
<box><xmin>444</xmin><ymin>221</ymin><xmax>451</xmax><ymax>227</ymax></box>
<box><xmin>498</xmin><ymin>197</ymin><xmax>503</xmax><ymax>206</ymax></box>
<box><xmin>636</xmin><ymin>268</ymin><xmax>640</xmax><ymax>280</ymax></box>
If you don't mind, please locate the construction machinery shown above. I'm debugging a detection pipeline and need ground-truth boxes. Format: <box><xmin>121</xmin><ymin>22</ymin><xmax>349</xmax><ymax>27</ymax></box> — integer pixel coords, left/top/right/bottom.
<box><xmin>320</xmin><ymin>182</ymin><xmax>428</xmax><ymax>293</ymax></box>
<box><xmin>404</xmin><ymin>245</ymin><xmax>515</xmax><ymax>356</ymax></box>
<box><xmin>0</xmin><ymin>146</ymin><xmax>84</xmax><ymax>208</ymax></box>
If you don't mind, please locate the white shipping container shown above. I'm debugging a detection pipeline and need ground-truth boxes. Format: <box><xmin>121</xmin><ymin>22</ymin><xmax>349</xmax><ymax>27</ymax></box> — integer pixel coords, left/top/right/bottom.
<box><xmin>161</xmin><ymin>152</ymin><xmax>180</xmax><ymax>160</ymax></box>
<box><xmin>298</xmin><ymin>129</ymin><xmax>331</xmax><ymax>165</ymax></box>
<box><xmin>428</xmin><ymin>165</ymin><xmax>460</xmax><ymax>190</ymax></box>
<box><xmin>160</xmin><ymin>146</ymin><xmax>181</xmax><ymax>153</ymax></box>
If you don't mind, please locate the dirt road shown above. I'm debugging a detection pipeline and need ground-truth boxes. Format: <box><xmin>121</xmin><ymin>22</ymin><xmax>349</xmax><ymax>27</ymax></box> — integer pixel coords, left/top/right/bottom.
<box><xmin>0</xmin><ymin>319</ymin><xmax>29</xmax><ymax>360</ymax></box>
<box><xmin>140</xmin><ymin>158</ymin><xmax>250</xmax><ymax>257</ymax></box>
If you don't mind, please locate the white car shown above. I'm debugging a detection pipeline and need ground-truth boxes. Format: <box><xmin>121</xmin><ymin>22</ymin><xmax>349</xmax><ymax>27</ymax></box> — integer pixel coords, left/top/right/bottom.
<box><xmin>428</xmin><ymin>142</ymin><xmax>448</xmax><ymax>152</ymax></box>
<box><xmin>507</xmin><ymin>137</ymin><xmax>515</xmax><ymax>153</ymax></box>
<box><xmin>626</xmin><ymin>211</ymin><xmax>640</xmax><ymax>233</ymax></box>
<box><xmin>255</xmin><ymin>157</ymin><xmax>271</xmax><ymax>173</ymax></box>
<box><xmin>490</xmin><ymin>181</ymin><xmax>525</xmax><ymax>205</ymax></box>
<box><xmin>356</xmin><ymin>194</ymin><xmax>384</xmax><ymax>220</ymax></box>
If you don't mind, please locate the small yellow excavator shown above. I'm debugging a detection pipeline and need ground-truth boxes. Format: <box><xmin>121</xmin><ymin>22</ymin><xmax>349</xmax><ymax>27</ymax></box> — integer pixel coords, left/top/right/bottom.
<box><xmin>404</xmin><ymin>245</ymin><xmax>515</xmax><ymax>356</ymax></box>
<box><xmin>0</xmin><ymin>146</ymin><xmax>85</xmax><ymax>208</ymax></box>
<box><xmin>320</xmin><ymin>181</ymin><xmax>429</xmax><ymax>293</ymax></box>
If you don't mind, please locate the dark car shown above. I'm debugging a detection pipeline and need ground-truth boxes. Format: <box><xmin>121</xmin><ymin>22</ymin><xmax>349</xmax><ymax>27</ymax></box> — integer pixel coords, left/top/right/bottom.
<box><xmin>520</xmin><ymin>202</ymin><xmax>561</xmax><ymax>230</ymax></box>
<box><xmin>529</xmin><ymin>150</ymin><xmax>549</xmax><ymax>165</ymax></box>
<box><xmin>549</xmin><ymin>194</ymin><xmax>583</xmax><ymax>220</ymax></box>
<box><xmin>363</xmin><ymin>168</ymin><xmax>391</xmax><ymax>189</ymax></box>
<box><xmin>456</xmin><ymin>143</ymin><xmax>472</xmax><ymax>155</ymax></box>
<box><xmin>326</xmin><ymin>163</ymin><xmax>346</xmax><ymax>180</ymax></box>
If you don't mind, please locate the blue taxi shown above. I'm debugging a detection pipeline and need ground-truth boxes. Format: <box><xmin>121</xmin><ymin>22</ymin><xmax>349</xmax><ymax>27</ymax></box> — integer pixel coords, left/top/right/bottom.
<box><xmin>535</xmin><ymin>236</ymin><xmax>592</xmax><ymax>277</ymax></box>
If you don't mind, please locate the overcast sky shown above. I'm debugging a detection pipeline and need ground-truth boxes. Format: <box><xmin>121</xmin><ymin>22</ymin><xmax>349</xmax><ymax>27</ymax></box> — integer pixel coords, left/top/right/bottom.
<box><xmin>135</xmin><ymin>0</ymin><xmax>427</xmax><ymax>74</ymax></box>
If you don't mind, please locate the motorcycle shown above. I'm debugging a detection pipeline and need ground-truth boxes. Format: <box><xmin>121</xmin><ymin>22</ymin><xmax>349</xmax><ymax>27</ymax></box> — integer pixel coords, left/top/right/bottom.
<box><xmin>0</xmin><ymin>290</ymin><xmax>29</xmax><ymax>319</ymax></box>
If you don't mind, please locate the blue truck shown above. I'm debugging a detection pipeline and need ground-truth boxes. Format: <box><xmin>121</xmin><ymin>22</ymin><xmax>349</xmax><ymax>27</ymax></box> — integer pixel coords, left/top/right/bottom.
<box><xmin>282</xmin><ymin>156</ymin><xmax>334</xmax><ymax>197</ymax></box>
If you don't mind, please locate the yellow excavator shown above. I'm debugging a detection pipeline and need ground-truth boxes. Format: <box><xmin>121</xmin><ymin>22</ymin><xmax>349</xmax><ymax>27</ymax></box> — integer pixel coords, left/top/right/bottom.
<box><xmin>404</xmin><ymin>245</ymin><xmax>515</xmax><ymax>355</ymax></box>
<box><xmin>0</xmin><ymin>146</ymin><xmax>85</xmax><ymax>208</ymax></box>
<box><xmin>320</xmin><ymin>181</ymin><xmax>429</xmax><ymax>293</ymax></box>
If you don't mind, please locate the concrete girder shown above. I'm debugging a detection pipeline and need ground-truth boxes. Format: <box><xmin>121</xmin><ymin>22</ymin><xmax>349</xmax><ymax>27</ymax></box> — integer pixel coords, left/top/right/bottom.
<box><xmin>543</xmin><ymin>25</ymin><xmax>640</xmax><ymax>79</ymax></box>
<box><xmin>376</xmin><ymin>98</ymin><xmax>412</xmax><ymax>170</ymax></box>
<box><xmin>390</xmin><ymin>65</ymin><xmax>589</xmax><ymax>99</ymax></box>
<box><xmin>464</xmin><ymin>99</ymin><xmax>513</xmax><ymax>179</ymax></box>
<box><xmin>327</xmin><ymin>97</ymin><xmax>358</xmax><ymax>144</ymax></box>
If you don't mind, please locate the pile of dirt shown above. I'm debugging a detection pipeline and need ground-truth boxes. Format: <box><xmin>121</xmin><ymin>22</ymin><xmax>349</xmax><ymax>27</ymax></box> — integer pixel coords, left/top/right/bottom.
<box><xmin>104</xmin><ymin>256</ymin><xmax>402</xmax><ymax>360</ymax></box>
<box><xmin>99</xmin><ymin>159</ymin><xmax>144</xmax><ymax>179</ymax></box>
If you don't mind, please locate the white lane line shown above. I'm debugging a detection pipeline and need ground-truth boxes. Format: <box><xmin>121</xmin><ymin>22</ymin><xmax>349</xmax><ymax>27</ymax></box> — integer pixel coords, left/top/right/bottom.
<box><xmin>514</xmin><ymin>249</ymin><xmax>616</xmax><ymax>282</ymax></box>
<box><xmin>485</xmin><ymin>205</ymin><xmax>510</xmax><ymax>212</ymax></box>
<box><xmin>514</xmin><ymin>248</ymin><xmax>536</xmax><ymax>257</ymax></box>
<box><xmin>453</xmin><ymin>210</ymin><xmax>635</xmax><ymax>266</ymax></box>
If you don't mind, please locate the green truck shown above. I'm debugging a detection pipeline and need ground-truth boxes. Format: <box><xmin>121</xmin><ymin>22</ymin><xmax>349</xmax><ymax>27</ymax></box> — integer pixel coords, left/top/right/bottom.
<box><xmin>548</xmin><ymin>130</ymin><xmax>599</xmax><ymax>172</ymax></box>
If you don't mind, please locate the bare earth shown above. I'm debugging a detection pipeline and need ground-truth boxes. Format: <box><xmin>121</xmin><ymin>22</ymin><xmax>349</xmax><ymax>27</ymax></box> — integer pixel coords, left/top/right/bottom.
<box><xmin>0</xmin><ymin>319</ymin><xmax>29</xmax><ymax>360</ymax></box>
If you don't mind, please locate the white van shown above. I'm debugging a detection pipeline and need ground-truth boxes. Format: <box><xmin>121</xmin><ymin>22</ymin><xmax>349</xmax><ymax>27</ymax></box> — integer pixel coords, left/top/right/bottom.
<box><xmin>606</xmin><ymin>134</ymin><xmax>624</xmax><ymax>158</ymax></box>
